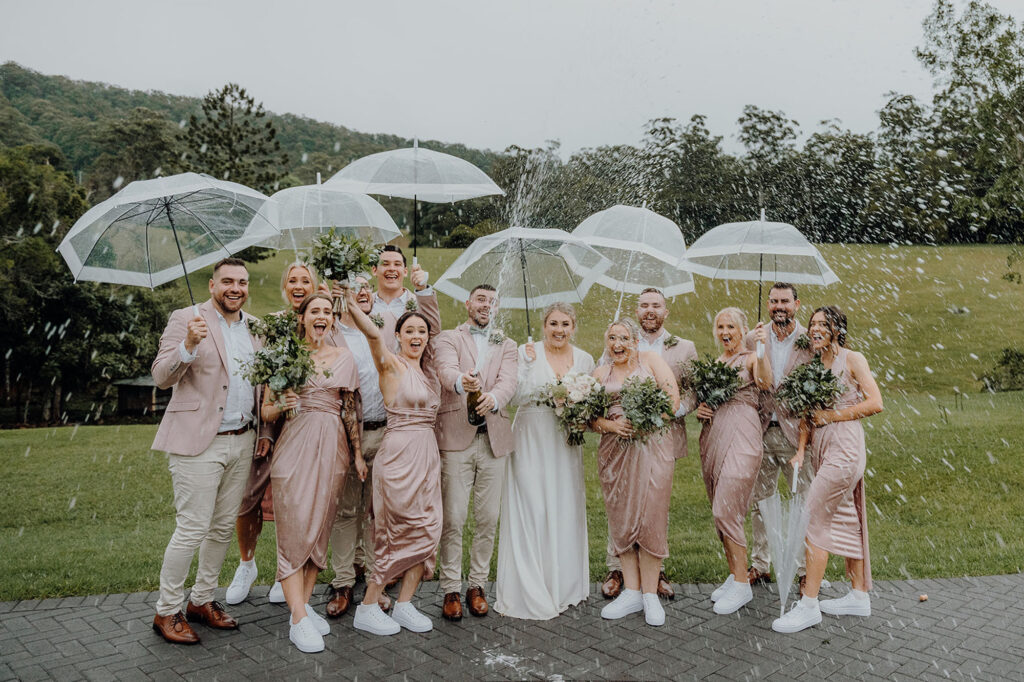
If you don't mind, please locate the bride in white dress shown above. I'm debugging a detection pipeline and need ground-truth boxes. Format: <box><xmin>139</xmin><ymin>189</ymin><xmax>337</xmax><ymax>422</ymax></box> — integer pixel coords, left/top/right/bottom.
<box><xmin>495</xmin><ymin>302</ymin><xmax>595</xmax><ymax>620</ymax></box>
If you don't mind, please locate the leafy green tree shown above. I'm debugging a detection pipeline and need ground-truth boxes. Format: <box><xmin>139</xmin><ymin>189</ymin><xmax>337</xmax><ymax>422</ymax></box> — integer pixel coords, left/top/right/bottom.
<box><xmin>179</xmin><ymin>83</ymin><xmax>288</xmax><ymax>193</ymax></box>
<box><xmin>736</xmin><ymin>105</ymin><xmax>804</xmax><ymax>224</ymax></box>
<box><xmin>86</xmin><ymin>107</ymin><xmax>182</xmax><ymax>201</ymax></box>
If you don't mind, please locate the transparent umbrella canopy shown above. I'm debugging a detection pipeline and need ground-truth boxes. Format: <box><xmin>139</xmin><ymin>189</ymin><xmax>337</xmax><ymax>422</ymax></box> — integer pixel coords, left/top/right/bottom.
<box><xmin>325</xmin><ymin>140</ymin><xmax>504</xmax><ymax>257</ymax></box>
<box><xmin>259</xmin><ymin>174</ymin><xmax>400</xmax><ymax>252</ymax></box>
<box><xmin>680</xmin><ymin>211</ymin><xmax>839</xmax><ymax>319</ymax></box>
<box><xmin>758</xmin><ymin>468</ymin><xmax>811</xmax><ymax>617</ymax></box>
<box><xmin>570</xmin><ymin>204</ymin><xmax>694</xmax><ymax>318</ymax></box>
<box><xmin>57</xmin><ymin>172</ymin><xmax>278</xmax><ymax>305</ymax></box>
<box><xmin>434</xmin><ymin>226</ymin><xmax>611</xmax><ymax>339</ymax></box>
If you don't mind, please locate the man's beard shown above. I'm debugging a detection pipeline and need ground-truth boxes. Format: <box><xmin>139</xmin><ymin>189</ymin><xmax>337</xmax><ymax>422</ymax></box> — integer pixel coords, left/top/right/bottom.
<box><xmin>771</xmin><ymin>311</ymin><xmax>793</xmax><ymax>329</ymax></box>
<box><xmin>639</xmin><ymin>316</ymin><xmax>664</xmax><ymax>333</ymax></box>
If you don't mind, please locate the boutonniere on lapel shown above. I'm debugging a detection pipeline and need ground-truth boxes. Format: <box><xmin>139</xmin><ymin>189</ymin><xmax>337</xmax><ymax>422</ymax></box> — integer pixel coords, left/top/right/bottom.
<box><xmin>370</xmin><ymin>313</ymin><xmax>385</xmax><ymax>329</ymax></box>
<box><xmin>664</xmin><ymin>335</ymin><xmax>680</xmax><ymax>349</ymax></box>
<box><xmin>794</xmin><ymin>333</ymin><xmax>811</xmax><ymax>351</ymax></box>
<box><xmin>405</xmin><ymin>297</ymin><xmax>419</xmax><ymax>312</ymax></box>
<box><xmin>488</xmin><ymin>329</ymin><xmax>506</xmax><ymax>345</ymax></box>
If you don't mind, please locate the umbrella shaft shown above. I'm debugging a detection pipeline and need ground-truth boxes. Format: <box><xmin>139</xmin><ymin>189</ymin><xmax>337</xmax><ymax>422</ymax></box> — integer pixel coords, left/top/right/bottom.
<box><xmin>165</xmin><ymin>203</ymin><xmax>196</xmax><ymax>307</ymax></box>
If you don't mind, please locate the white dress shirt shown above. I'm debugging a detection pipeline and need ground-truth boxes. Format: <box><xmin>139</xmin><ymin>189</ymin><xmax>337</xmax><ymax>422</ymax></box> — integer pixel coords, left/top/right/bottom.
<box><xmin>337</xmin><ymin>321</ymin><xmax>387</xmax><ymax>423</ymax></box>
<box><xmin>371</xmin><ymin>286</ymin><xmax>433</xmax><ymax>318</ymax></box>
<box><xmin>178</xmin><ymin>311</ymin><xmax>255</xmax><ymax>432</ymax></box>
<box><xmin>768</xmin><ymin>324</ymin><xmax>800</xmax><ymax>421</ymax></box>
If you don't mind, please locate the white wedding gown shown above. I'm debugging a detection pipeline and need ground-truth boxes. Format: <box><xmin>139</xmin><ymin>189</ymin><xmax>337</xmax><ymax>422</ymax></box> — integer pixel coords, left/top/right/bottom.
<box><xmin>495</xmin><ymin>343</ymin><xmax>594</xmax><ymax>620</ymax></box>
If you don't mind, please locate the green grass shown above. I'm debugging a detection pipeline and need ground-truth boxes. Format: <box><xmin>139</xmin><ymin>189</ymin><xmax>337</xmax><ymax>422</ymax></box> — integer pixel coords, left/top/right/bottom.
<box><xmin>2</xmin><ymin>243</ymin><xmax>1019</xmax><ymax>600</ymax></box>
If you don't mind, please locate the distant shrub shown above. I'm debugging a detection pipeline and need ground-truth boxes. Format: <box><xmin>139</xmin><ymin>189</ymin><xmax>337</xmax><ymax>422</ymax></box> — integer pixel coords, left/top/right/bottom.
<box><xmin>442</xmin><ymin>219</ymin><xmax>501</xmax><ymax>248</ymax></box>
<box><xmin>980</xmin><ymin>348</ymin><xmax>1024</xmax><ymax>392</ymax></box>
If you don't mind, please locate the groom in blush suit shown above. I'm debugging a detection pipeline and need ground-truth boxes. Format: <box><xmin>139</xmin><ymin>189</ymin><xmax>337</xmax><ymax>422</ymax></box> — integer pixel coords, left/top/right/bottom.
<box><xmin>150</xmin><ymin>258</ymin><xmax>272</xmax><ymax>645</ymax></box>
<box><xmin>433</xmin><ymin>284</ymin><xmax>518</xmax><ymax>621</ymax></box>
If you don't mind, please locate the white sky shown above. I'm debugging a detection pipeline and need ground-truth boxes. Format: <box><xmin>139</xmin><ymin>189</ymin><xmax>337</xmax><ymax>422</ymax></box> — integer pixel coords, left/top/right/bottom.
<box><xmin>3</xmin><ymin>0</ymin><xmax>1024</xmax><ymax>155</ymax></box>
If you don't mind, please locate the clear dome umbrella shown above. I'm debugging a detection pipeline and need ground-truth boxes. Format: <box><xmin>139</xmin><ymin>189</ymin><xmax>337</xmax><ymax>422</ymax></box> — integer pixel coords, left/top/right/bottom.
<box><xmin>570</xmin><ymin>204</ymin><xmax>694</xmax><ymax>318</ymax></box>
<box><xmin>325</xmin><ymin>139</ymin><xmax>504</xmax><ymax>259</ymax></box>
<box><xmin>434</xmin><ymin>226</ymin><xmax>611</xmax><ymax>341</ymax></box>
<box><xmin>259</xmin><ymin>173</ymin><xmax>401</xmax><ymax>253</ymax></box>
<box><xmin>57</xmin><ymin>172</ymin><xmax>278</xmax><ymax>307</ymax></box>
<box><xmin>680</xmin><ymin>209</ymin><xmax>839</xmax><ymax>320</ymax></box>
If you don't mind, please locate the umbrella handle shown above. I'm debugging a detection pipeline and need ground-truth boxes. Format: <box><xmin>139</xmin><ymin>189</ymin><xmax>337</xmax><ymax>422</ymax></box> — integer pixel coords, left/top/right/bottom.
<box><xmin>756</xmin><ymin>340</ymin><xmax>765</xmax><ymax>359</ymax></box>
<box><xmin>791</xmin><ymin>462</ymin><xmax>800</xmax><ymax>495</ymax></box>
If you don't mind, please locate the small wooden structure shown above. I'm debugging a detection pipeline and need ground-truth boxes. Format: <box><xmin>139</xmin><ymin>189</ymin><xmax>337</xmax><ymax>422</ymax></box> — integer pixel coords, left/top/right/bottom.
<box><xmin>113</xmin><ymin>376</ymin><xmax>171</xmax><ymax>416</ymax></box>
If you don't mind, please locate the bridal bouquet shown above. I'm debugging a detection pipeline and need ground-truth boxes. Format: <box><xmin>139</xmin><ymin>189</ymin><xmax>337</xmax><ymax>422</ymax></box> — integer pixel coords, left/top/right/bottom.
<box><xmin>618</xmin><ymin>375</ymin><xmax>674</xmax><ymax>443</ymax></box>
<box><xmin>309</xmin><ymin>229</ymin><xmax>380</xmax><ymax>312</ymax></box>
<box><xmin>775</xmin><ymin>355</ymin><xmax>845</xmax><ymax>419</ymax></box>
<box><xmin>240</xmin><ymin>312</ymin><xmax>320</xmax><ymax>419</ymax></box>
<box><xmin>535</xmin><ymin>371</ymin><xmax>611</xmax><ymax>446</ymax></box>
<box><xmin>685</xmin><ymin>355</ymin><xmax>742</xmax><ymax>410</ymax></box>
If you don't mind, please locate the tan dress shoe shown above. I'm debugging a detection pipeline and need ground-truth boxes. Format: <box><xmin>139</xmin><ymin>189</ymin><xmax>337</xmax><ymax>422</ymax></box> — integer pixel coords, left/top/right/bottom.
<box><xmin>657</xmin><ymin>571</ymin><xmax>675</xmax><ymax>600</ymax></box>
<box><xmin>466</xmin><ymin>586</ymin><xmax>489</xmax><ymax>617</ymax></box>
<box><xmin>186</xmin><ymin>600</ymin><xmax>238</xmax><ymax>629</ymax></box>
<box><xmin>442</xmin><ymin>591</ymin><xmax>463</xmax><ymax>621</ymax></box>
<box><xmin>326</xmin><ymin>585</ymin><xmax>353</xmax><ymax>618</ymax></box>
<box><xmin>601</xmin><ymin>570</ymin><xmax>624</xmax><ymax>599</ymax></box>
<box><xmin>153</xmin><ymin>612</ymin><xmax>200</xmax><ymax>644</ymax></box>
<box><xmin>747</xmin><ymin>566</ymin><xmax>773</xmax><ymax>585</ymax></box>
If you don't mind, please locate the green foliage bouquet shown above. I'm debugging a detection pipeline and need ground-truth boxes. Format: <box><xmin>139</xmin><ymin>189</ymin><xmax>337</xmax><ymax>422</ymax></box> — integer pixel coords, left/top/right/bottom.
<box><xmin>309</xmin><ymin>229</ymin><xmax>380</xmax><ymax>313</ymax></box>
<box><xmin>776</xmin><ymin>355</ymin><xmax>845</xmax><ymax>419</ymax></box>
<box><xmin>535</xmin><ymin>371</ymin><xmax>611</xmax><ymax>446</ymax></box>
<box><xmin>686</xmin><ymin>355</ymin><xmax>742</xmax><ymax>410</ymax></box>
<box><xmin>618</xmin><ymin>375</ymin><xmax>674</xmax><ymax>443</ymax></box>
<box><xmin>241</xmin><ymin>311</ymin><xmax>319</xmax><ymax>418</ymax></box>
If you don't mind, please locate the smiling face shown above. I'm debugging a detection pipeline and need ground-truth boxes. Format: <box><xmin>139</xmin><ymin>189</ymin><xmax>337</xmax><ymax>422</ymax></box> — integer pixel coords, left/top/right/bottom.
<box><xmin>808</xmin><ymin>311</ymin><xmax>833</xmax><ymax>352</ymax></box>
<box><xmin>283</xmin><ymin>265</ymin><xmax>315</xmax><ymax>311</ymax></box>
<box><xmin>605</xmin><ymin>323</ymin><xmax>636</xmax><ymax>365</ymax></box>
<box><xmin>768</xmin><ymin>286</ymin><xmax>799</xmax><ymax>330</ymax></box>
<box><xmin>465</xmin><ymin>288</ymin><xmax>497</xmax><ymax>328</ymax></box>
<box><xmin>209</xmin><ymin>264</ymin><xmax>249</xmax><ymax>317</ymax></box>
<box><xmin>353</xmin><ymin>275</ymin><xmax>373</xmax><ymax>314</ymax></box>
<box><xmin>302</xmin><ymin>296</ymin><xmax>335</xmax><ymax>343</ymax></box>
<box><xmin>397</xmin><ymin>314</ymin><xmax>429</xmax><ymax>359</ymax></box>
<box><xmin>636</xmin><ymin>291</ymin><xmax>668</xmax><ymax>334</ymax></box>
<box><xmin>543</xmin><ymin>311</ymin><xmax>574</xmax><ymax>350</ymax></box>
<box><xmin>714</xmin><ymin>311</ymin><xmax>744</xmax><ymax>353</ymax></box>
<box><xmin>373</xmin><ymin>250</ymin><xmax>407</xmax><ymax>297</ymax></box>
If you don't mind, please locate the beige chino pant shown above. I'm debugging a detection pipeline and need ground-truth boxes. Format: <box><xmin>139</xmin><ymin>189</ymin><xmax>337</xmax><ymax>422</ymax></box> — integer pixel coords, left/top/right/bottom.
<box><xmin>329</xmin><ymin>427</ymin><xmax>385</xmax><ymax>588</ymax></box>
<box><xmin>750</xmin><ymin>425</ymin><xmax>815</xmax><ymax>575</ymax></box>
<box><xmin>439</xmin><ymin>433</ymin><xmax>504</xmax><ymax>594</ymax></box>
<box><xmin>156</xmin><ymin>430</ymin><xmax>254</xmax><ymax>616</ymax></box>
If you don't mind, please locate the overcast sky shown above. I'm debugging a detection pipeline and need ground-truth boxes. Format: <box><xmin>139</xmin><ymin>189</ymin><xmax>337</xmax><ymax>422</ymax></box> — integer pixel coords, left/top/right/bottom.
<box><xmin>3</xmin><ymin>0</ymin><xmax>1024</xmax><ymax>156</ymax></box>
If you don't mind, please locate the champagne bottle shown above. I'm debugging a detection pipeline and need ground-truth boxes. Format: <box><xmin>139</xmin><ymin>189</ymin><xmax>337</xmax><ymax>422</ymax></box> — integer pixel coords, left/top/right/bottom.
<box><xmin>466</xmin><ymin>372</ymin><xmax>486</xmax><ymax>427</ymax></box>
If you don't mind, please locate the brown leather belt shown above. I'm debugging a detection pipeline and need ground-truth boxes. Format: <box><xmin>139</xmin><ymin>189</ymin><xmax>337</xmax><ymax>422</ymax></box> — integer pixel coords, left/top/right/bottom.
<box><xmin>364</xmin><ymin>421</ymin><xmax>387</xmax><ymax>431</ymax></box>
<box><xmin>218</xmin><ymin>423</ymin><xmax>252</xmax><ymax>436</ymax></box>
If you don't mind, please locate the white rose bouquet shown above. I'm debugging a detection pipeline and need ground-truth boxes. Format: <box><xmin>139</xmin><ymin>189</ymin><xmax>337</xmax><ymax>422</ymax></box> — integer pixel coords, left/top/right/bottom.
<box><xmin>535</xmin><ymin>371</ymin><xmax>611</xmax><ymax>446</ymax></box>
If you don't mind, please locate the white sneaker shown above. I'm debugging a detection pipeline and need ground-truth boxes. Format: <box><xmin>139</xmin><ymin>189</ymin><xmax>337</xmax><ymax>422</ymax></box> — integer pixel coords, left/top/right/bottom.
<box><xmin>305</xmin><ymin>603</ymin><xmax>330</xmax><ymax>636</ymax></box>
<box><xmin>353</xmin><ymin>603</ymin><xmax>400</xmax><ymax>636</ymax></box>
<box><xmin>772</xmin><ymin>596</ymin><xmax>822</xmax><ymax>633</ymax></box>
<box><xmin>642</xmin><ymin>593</ymin><xmax>665</xmax><ymax>626</ymax></box>
<box><xmin>600</xmin><ymin>588</ymin><xmax>643</xmax><ymax>620</ymax></box>
<box><xmin>225</xmin><ymin>561</ymin><xmax>257</xmax><ymax>605</ymax></box>
<box><xmin>712</xmin><ymin>580</ymin><xmax>753</xmax><ymax>615</ymax></box>
<box><xmin>391</xmin><ymin>601</ymin><xmax>433</xmax><ymax>632</ymax></box>
<box><xmin>289</xmin><ymin>616</ymin><xmax>325</xmax><ymax>653</ymax></box>
<box><xmin>710</xmin><ymin>575</ymin><xmax>734</xmax><ymax>602</ymax></box>
<box><xmin>820</xmin><ymin>589</ymin><xmax>871</xmax><ymax>617</ymax></box>
<box><xmin>268</xmin><ymin>581</ymin><xmax>286</xmax><ymax>603</ymax></box>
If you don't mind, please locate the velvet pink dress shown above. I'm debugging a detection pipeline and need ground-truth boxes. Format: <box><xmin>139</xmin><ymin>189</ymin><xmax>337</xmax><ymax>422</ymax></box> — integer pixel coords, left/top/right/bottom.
<box><xmin>698</xmin><ymin>350</ymin><xmax>763</xmax><ymax>547</ymax></box>
<box><xmin>370</xmin><ymin>359</ymin><xmax>442</xmax><ymax>587</ymax></box>
<box><xmin>596</xmin><ymin>362</ymin><xmax>675</xmax><ymax>559</ymax></box>
<box><xmin>807</xmin><ymin>348</ymin><xmax>872</xmax><ymax>589</ymax></box>
<box><xmin>271</xmin><ymin>351</ymin><xmax>359</xmax><ymax>580</ymax></box>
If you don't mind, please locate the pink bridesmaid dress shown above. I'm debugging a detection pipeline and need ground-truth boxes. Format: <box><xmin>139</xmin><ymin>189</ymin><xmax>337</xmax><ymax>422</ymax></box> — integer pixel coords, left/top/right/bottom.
<box><xmin>698</xmin><ymin>350</ymin><xmax>763</xmax><ymax>547</ymax></box>
<box><xmin>369</xmin><ymin>359</ymin><xmax>443</xmax><ymax>587</ymax></box>
<box><xmin>807</xmin><ymin>348</ymin><xmax>872</xmax><ymax>589</ymax></box>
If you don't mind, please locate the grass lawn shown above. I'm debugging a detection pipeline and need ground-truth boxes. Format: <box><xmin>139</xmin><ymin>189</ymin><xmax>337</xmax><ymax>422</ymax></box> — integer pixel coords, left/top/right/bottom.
<box><xmin>2</xmin><ymin>243</ymin><xmax>1020</xmax><ymax>600</ymax></box>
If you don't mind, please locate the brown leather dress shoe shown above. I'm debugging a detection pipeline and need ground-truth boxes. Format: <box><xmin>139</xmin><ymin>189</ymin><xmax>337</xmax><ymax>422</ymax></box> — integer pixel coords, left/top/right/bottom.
<box><xmin>656</xmin><ymin>571</ymin><xmax>675</xmax><ymax>600</ymax></box>
<box><xmin>153</xmin><ymin>612</ymin><xmax>200</xmax><ymax>644</ymax></box>
<box><xmin>747</xmin><ymin>566</ymin><xmax>773</xmax><ymax>585</ymax></box>
<box><xmin>798</xmin><ymin>575</ymin><xmax>807</xmax><ymax>596</ymax></box>
<box><xmin>185</xmin><ymin>600</ymin><xmax>238</xmax><ymax>630</ymax></box>
<box><xmin>353</xmin><ymin>563</ymin><xmax>366</xmax><ymax>584</ymax></box>
<box><xmin>601</xmin><ymin>570</ymin><xmax>624</xmax><ymax>599</ymax></box>
<box><xmin>325</xmin><ymin>585</ymin><xmax>353</xmax><ymax>618</ymax></box>
<box><xmin>466</xmin><ymin>586</ymin><xmax>489</xmax><ymax>617</ymax></box>
<box><xmin>442</xmin><ymin>591</ymin><xmax>463</xmax><ymax>621</ymax></box>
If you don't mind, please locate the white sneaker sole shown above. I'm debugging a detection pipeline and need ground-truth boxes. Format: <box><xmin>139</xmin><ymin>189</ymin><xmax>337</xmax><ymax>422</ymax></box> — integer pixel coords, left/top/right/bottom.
<box><xmin>772</xmin><ymin>612</ymin><xmax>822</xmax><ymax>633</ymax></box>
<box><xmin>601</xmin><ymin>602</ymin><xmax>643</xmax><ymax>620</ymax></box>
<box><xmin>354</xmin><ymin>618</ymin><xmax>400</xmax><ymax>636</ymax></box>
<box><xmin>712</xmin><ymin>590</ymin><xmax>753</xmax><ymax>615</ymax></box>
<box><xmin>710</xmin><ymin>579</ymin><xmax>733</xmax><ymax>603</ymax></box>
<box><xmin>820</xmin><ymin>601</ymin><xmax>871</xmax><ymax>617</ymax></box>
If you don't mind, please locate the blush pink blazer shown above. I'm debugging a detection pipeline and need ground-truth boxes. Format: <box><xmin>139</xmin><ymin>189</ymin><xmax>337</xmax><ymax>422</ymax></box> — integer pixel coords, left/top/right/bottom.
<box><xmin>432</xmin><ymin>324</ymin><xmax>518</xmax><ymax>457</ymax></box>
